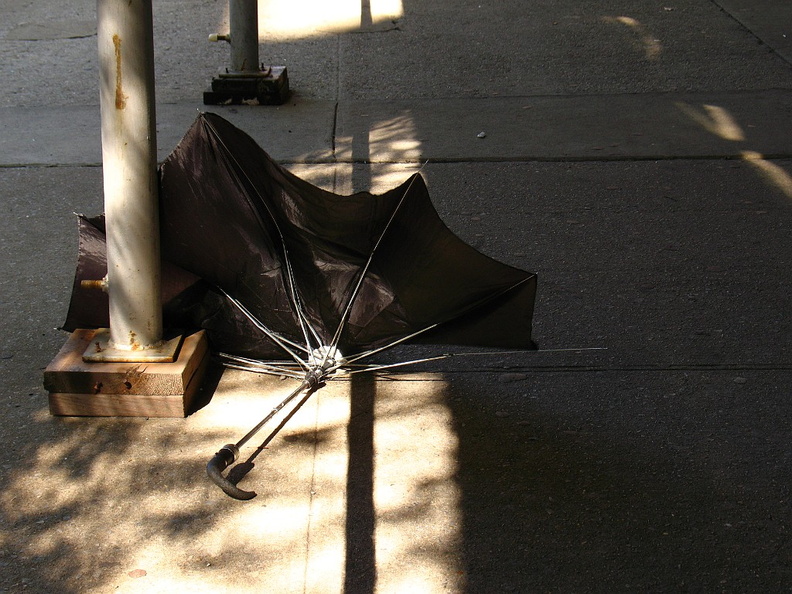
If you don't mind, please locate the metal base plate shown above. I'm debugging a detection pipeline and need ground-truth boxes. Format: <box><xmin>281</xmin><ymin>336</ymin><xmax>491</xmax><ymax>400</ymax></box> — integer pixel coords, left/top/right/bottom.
<box><xmin>82</xmin><ymin>328</ymin><xmax>184</xmax><ymax>363</ymax></box>
<box><xmin>204</xmin><ymin>65</ymin><xmax>289</xmax><ymax>106</ymax></box>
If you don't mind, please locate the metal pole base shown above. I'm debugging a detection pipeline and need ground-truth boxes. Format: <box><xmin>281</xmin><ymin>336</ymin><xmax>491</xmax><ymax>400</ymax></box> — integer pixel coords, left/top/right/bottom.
<box><xmin>203</xmin><ymin>66</ymin><xmax>289</xmax><ymax>105</ymax></box>
<box><xmin>82</xmin><ymin>328</ymin><xmax>183</xmax><ymax>363</ymax></box>
<box><xmin>44</xmin><ymin>329</ymin><xmax>210</xmax><ymax>418</ymax></box>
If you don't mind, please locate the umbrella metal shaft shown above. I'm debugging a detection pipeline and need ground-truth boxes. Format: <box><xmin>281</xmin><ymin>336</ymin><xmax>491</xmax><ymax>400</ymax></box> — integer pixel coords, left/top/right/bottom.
<box><xmin>235</xmin><ymin>378</ymin><xmax>312</xmax><ymax>449</ymax></box>
<box><xmin>207</xmin><ymin>373</ymin><xmax>323</xmax><ymax>500</ymax></box>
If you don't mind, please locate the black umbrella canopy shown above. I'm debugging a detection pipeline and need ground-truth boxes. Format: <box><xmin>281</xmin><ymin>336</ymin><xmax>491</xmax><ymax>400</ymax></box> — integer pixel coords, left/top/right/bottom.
<box><xmin>65</xmin><ymin>112</ymin><xmax>537</xmax><ymax>361</ymax></box>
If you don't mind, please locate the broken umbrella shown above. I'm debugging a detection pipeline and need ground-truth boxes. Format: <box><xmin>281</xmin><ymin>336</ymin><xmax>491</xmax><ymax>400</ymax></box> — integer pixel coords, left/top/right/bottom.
<box><xmin>64</xmin><ymin>112</ymin><xmax>537</xmax><ymax>499</ymax></box>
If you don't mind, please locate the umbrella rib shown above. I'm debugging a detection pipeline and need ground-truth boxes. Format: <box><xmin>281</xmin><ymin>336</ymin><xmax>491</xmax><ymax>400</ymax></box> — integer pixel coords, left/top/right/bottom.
<box><xmin>347</xmin><ymin>347</ymin><xmax>607</xmax><ymax>374</ymax></box>
<box><xmin>217</xmin><ymin>353</ymin><xmax>305</xmax><ymax>368</ymax></box>
<box><xmin>221</xmin><ymin>362</ymin><xmax>306</xmax><ymax>379</ymax></box>
<box><xmin>217</xmin><ymin>353</ymin><xmax>306</xmax><ymax>379</ymax></box>
<box><xmin>343</xmin><ymin>274</ymin><xmax>535</xmax><ymax>366</ymax></box>
<box><xmin>282</xmin><ymin>251</ymin><xmax>323</xmax><ymax>350</ymax></box>
<box><xmin>443</xmin><ymin>347</ymin><xmax>607</xmax><ymax>357</ymax></box>
<box><xmin>326</xmin><ymin>167</ymin><xmax>426</xmax><ymax>355</ymax></box>
<box><xmin>342</xmin><ymin>322</ymin><xmax>441</xmax><ymax>365</ymax></box>
<box><xmin>218</xmin><ymin>287</ymin><xmax>310</xmax><ymax>368</ymax></box>
<box><xmin>223</xmin><ymin>362</ymin><xmax>304</xmax><ymax>380</ymax></box>
<box><xmin>202</xmin><ymin>118</ymin><xmax>322</xmax><ymax>354</ymax></box>
<box><xmin>345</xmin><ymin>355</ymin><xmax>449</xmax><ymax>375</ymax></box>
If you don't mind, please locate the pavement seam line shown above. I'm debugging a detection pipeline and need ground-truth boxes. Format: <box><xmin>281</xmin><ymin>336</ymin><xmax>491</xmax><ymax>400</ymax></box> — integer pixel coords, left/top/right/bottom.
<box><xmin>711</xmin><ymin>0</ymin><xmax>792</xmax><ymax>67</ymax></box>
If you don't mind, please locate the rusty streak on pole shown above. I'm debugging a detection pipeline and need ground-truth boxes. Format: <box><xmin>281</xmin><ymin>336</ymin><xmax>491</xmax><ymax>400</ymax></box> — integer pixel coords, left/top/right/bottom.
<box><xmin>97</xmin><ymin>0</ymin><xmax>163</xmax><ymax>354</ymax></box>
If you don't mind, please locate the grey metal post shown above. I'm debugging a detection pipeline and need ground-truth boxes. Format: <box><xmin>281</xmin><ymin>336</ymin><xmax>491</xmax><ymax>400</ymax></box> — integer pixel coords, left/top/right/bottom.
<box><xmin>96</xmin><ymin>0</ymin><xmax>162</xmax><ymax>353</ymax></box>
<box><xmin>229</xmin><ymin>0</ymin><xmax>259</xmax><ymax>73</ymax></box>
<box><xmin>205</xmin><ymin>0</ymin><xmax>289</xmax><ymax>105</ymax></box>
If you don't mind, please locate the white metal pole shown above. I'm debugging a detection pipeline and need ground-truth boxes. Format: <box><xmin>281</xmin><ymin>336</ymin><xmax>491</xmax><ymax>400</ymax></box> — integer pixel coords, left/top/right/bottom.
<box><xmin>229</xmin><ymin>0</ymin><xmax>259</xmax><ymax>73</ymax></box>
<box><xmin>97</xmin><ymin>0</ymin><xmax>162</xmax><ymax>352</ymax></box>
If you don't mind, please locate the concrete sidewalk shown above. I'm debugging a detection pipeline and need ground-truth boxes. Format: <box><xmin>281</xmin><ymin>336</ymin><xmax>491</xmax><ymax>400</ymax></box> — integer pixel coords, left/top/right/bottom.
<box><xmin>1</xmin><ymin>1</ymin><xmax>792</xmax><ymax>592</ymax></box>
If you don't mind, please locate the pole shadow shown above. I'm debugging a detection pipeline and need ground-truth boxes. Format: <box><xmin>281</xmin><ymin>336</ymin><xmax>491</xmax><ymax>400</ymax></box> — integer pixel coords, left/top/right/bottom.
<box><xmin>344</xmin><ymin>372</ymin><xmax>377</xmax><ymax>594</ymax></box>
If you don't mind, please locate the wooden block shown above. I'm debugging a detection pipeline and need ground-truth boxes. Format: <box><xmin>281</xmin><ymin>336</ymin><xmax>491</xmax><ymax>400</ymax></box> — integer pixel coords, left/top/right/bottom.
<box><xmin>45</xmin><ymin>329</ymin><xmax>206</xmax><ymax>394</ymax></box>
<box><xmin>45</xmin><ymin>329</ymin><xmax>210</xmax><ymax>417</ymax></box>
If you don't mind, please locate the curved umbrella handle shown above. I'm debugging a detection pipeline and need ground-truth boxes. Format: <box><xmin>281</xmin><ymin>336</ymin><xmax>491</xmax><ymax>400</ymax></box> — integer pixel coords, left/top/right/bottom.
<box><xmin>206</xmin><ymin>444</ymin><xmax>257</xmax><ymax>500</ymax></box>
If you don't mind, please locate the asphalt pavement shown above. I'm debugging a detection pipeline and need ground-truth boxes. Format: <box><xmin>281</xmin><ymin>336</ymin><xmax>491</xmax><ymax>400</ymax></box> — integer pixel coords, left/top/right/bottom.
<box><xmin>1</xmin><ymin>1</ymin><xmax>791</xmax><ymax>592</ymax></box>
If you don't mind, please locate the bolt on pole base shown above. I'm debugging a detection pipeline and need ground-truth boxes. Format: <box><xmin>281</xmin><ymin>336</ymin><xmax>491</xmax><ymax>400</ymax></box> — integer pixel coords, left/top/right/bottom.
<box><xmin>203</xmin><ymin>66</ymin><xmax>290</xmax><ymax>105</ymax></box>
<box><xmin>82</xmin><ymin>328</ymin><xmax>184</xmax><ymax>363</ymax></box>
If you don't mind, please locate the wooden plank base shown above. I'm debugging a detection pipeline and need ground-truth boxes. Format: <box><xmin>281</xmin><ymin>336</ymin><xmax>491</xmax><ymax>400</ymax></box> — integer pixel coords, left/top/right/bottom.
<box><xmin>44</xmin><ymin>329</ymin><xmax>210</xmax><ymax>417</ymax></box>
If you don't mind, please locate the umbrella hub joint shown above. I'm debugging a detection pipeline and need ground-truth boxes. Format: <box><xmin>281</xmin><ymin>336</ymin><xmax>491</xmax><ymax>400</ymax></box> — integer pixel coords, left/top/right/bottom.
<box><xmin>308</xmin><ymin>346</ymin><xmax>346</xmax><ymax>373</ymax></box>
<box><xmin>304</xmin><ymin>369</ymin><xmax>324</xmax><ymax>390</ymax></box>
